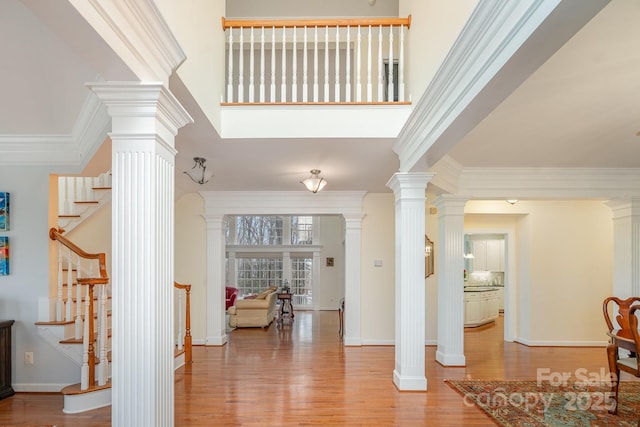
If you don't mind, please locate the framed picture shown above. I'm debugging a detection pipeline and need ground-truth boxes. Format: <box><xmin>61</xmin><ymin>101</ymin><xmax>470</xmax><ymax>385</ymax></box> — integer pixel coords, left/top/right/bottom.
<box><xmin>0</xmin><ymin>236</ymin><xmax>8</xmax><ymax>276</ymax></box>
<box><xmin>326</xmin><ymin>257</ymin><xmax>334</xmax><ymax>267</ymax></box>
<box><xmin>425</xmin><ymin>235</ymin><xmax>434</xmax><ymax>278</ymax></box>
<box><xmin>0</xmin><ymin>192</ymin><xmax>8</xmax><ymax>231</ymax></box>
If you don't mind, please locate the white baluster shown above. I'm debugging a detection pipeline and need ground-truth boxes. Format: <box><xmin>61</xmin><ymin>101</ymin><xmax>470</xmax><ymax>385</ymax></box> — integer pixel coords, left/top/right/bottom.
<box><xmin>292</xmin><ymin>27</ymin><xmax>297</xmax><ymax>102</ymax></box>
<box><xmin>227</xmin><ymin>27</ymin><xmax>234</xmax><ymax>103</ymax></box>
<box><xmin>66</xmin><ymin>249</ymin><xmax>73</xmax><ymax>322</ymax></box>
<box><xmin>177</xmin><ymin>289</ymin><xmax>184</xmax><ymax>351</ymax></box>
<box><xmin>74</xmin><ymin>253</ymin><xmax>82</xmax><ymax>339</ymax></box>
<box><xmin>356</xmin><ymin>26</ymin><xmax>362</xmax><ymax>102</ymax></box>
<box><xmin>313</xmin><ymin>26</ymin><xmax>319</xmax><ymax>102</ymax></box>
<box><xmin>399</xmin><ymin>24</ymin><xmax>405</xmax><ymax>102</ymax></box>
<box><xmin>81</xmin><ymin>284</ymin><xmax>90</xmax><ymax>390</ymax></box>
<box><xmin>58</xmin><ymin>177</ymin><xmax>66</xmax><ymax>215</ymax></box>
<box><xmin>98</xmin><ymin>285</ymin><xmax>109</xmax><ymax>385</ymax></box>
<box><xmin>56</xmin><ymin>243</ymin><xmax>63</xmax><ymax>322</ymax></box>
<box><xmin>270</xmin><ymin>27</ymin><xmax>276</xmax><ymax>102</ymax></box>
<box><xmin>65</xmin><ymin>177</ymin><xmax>74</xmax><ymax>215</ymax></box>
<box><xmin>378</xmin><ymin>25</ymin><xmax>383</xmax><ymax>102</ymax></box>
<box><xmin>238</xmin><ymin>28</ymin><xmax>244</xmax><ymax>103</ymax></box>
<box><xmin>260</xmin><ymin>27</ymin><xmax>265</xmax><ymax>102</ymax></box>
<box><xmin>249</xmin><ymin>27</ymin><xmax>255</xmax><ymax>103</ymax></box>
<box><xmin>367</xmin><ymin>25</ymin><xmax>372</xmax><ymax>102</ymax></box>
<box><xmin>335</xmin><ymin>27</ymin><xmax>340</xmax><ymax>102</ymax></box>
<box><xmin>324</xmin><ymin>26</ymin><xmax>329</xmax><ymax>102</ymax></box>
<box><xmin>346</xmin><ymin>26</ymin><xmax>351</xmax><ymax>102</ymax></box>
<box><xmin>388</xmin><ymin>25</ymin><xmax>394</xmax><ymax>102</ymax></box>
<box><xmin>281</xmin><ymin>27</ymin><xmax>287</xmax><ymax>102</ymax></box>
<box><xmin>303</xmin><ymin>27</ymin><xmax>308</xmax><ymax>102</ymax></box>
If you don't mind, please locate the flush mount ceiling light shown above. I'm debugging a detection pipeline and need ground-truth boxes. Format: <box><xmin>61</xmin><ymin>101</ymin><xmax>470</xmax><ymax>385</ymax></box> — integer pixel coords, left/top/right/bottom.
<box><xmin>301</xmin><ymin>169</ymin><xmax>327</xmax><ymax>193</ymax></box>
<box><xmin>506</xmin><ymin>199</ymin><xmax>519</xmax><ymax>205</ymax></box>
<box><xmin>184</xmin><ymin>157</ymin><xmax>214</xmax><ymax>185</ymax></box>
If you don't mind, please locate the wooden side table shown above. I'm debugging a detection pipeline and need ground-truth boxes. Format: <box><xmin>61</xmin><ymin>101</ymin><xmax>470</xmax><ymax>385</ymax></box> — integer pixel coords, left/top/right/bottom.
<box><xmin>277</xmin><ymin>292</ymin><xmax>294</xmax><ymax>322</ymax></box>
<box><xmin>0</xmin><ymin>320</ymin><xmax>15</xmax><ymax>400</ymax></box>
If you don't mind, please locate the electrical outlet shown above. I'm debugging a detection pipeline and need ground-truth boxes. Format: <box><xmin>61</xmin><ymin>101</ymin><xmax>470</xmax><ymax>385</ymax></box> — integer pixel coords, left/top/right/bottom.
<box><xmin>24</xmin><ymin>352</ymin><xmax>34</xmax><ymax>365</ymax></box>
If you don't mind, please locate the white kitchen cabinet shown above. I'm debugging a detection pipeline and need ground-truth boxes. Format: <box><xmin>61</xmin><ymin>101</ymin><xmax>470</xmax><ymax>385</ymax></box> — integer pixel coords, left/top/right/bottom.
<box><xmin>472</xmin><ymin>239</ymin><xmax>504</xmax><ymax>271</ymax></box>
<box><xmin>464</xmin><ymin>289</ymin><xmax>500</xmax><ymax>327</ymax></box>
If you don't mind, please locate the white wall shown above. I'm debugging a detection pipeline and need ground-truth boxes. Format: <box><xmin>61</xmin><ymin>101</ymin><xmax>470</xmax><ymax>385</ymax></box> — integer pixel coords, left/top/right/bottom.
<box><xmin>0</xmin><ymin>166</ymin><xmax>79</xmax><ymax>391</ymax></box>
<box><xmin>174</xmin><ymin>193</ymin><xmax>208</xmax><ymax>343</ymax></box>
<box><xmin>155</xmin><ymin>0</ymin><xmax>226</xmax><ymax>133</ymax></box>
<box><xmin>465</xmin><ymin>200</ymin><xmax>613</xmax><ymax>346</ymax></box>
<box><xmin>399</xmin><ymin>0</ymin><xmax>478</xmax><ymax>102</ymax></box>
<box><xmin>318</xmin><ymin>215</ymin><xmax>344</xmax><ymax>310</ymax></box>
<box><xmin>225</xmin><ymin>0</ymin><xmax>399</xmax><ymax>18</ymax></box>
<box><xmin>360</xmin><ymin>193</ymin><xmax>396</xmax><ymax>343</ymax></box>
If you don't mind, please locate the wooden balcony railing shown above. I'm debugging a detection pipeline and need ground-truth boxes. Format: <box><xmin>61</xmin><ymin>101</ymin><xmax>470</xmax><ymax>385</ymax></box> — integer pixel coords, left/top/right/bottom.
<box><xmin>222</xmin><ymin>16</ymin><xmax>412</xmax><ymax>105</ymax></box>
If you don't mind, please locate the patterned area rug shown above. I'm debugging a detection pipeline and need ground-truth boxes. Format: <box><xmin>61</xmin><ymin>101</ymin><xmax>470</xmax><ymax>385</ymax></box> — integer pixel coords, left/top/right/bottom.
<box><xmin>446</xmin><ymin>379</ymin><xmax>640</xmax><ymax>426</ymax></box>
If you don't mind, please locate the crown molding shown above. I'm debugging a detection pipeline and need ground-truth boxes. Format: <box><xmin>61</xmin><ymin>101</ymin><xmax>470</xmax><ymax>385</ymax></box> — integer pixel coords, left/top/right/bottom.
<box><xmin>393</xmin><ymin>0</ymin><xmax>608</xmax><ymax>172</ymax></box>
<box><xmin>200</xmin><ymin>191</ymin><xmax>367</xmax><ymax>217</ymax></box>
<box><xmin>0</xmin><ymin>91</ymin><xmax>109</xmax><ymax>167</ymax></box>
<box><xmin>458</xmin><ymin>167</ymin><xmax>640</xmax><ymax>199</ymax></box>
<box><xmin>69</xmin><ymin>0</ymin><xmax>186</xmax><ymax>84</ymax></box>
<box><xmin>428</xmin><ymin>155</ymin><xmax>463</xmax><ymax>195</ymax></box>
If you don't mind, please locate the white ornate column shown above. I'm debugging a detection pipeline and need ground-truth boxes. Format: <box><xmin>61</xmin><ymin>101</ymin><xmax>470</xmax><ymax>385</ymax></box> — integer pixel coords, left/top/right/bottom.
<box><xmin>433</xmin><ymin>195</ymin><xmax>467</xmax><ymax>366</ymax></box>
<box><xmin>343</xmin><ymin>214</ymin><xmax>363</xmax><ymax>346</ymax></box>
<box><xmin>606</xmin><ymin>199</ymin><xmax>640</xmax><ymax>298</ymax></box>
<box><xmin>89</xmin><ymin>82</ymin><xmax>192</xmax><ymax>427</ymax></box>
<box><xmin>387</xmin><ymin>172</ymin><xmax>434</xmax><ymax>391</ymax></box>
<box><xmin>204</xmin><ymin>213</ymin><xmax>227</xmax><ymax>345</ymax></box>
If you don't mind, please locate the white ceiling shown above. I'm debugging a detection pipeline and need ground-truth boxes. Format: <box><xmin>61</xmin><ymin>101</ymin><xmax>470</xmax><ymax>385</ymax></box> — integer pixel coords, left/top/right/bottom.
<box><xmin>2</xmin><ymin>0</ymin><xmax>639</xmax><ymax>195</ymax></box>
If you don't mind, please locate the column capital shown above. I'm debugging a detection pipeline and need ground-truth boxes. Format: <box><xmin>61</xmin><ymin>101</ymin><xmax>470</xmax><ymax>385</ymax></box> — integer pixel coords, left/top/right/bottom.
<box><xmin>433</xmin><ymin>195</ymin><xmax>468</xmax><ymax>215</ymax></box>
<box><xmin>88</xmin><ymin>82</ymin><xmax>193</xmax><ymax>136</ymax></box>
<box><xmin>605</xmin><ymin>199</ymin><xmax>640</xmax><ymax>218</ymax></box>
<box><xmin>386</xmin><ymin>172</ymin><xmax>435</xmax><ymax>196</ymax></box>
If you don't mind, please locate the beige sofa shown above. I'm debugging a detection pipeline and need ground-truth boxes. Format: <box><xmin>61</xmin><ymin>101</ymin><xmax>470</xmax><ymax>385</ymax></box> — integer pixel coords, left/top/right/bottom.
<box><xmin>228</xmin><ymin>287</ymin><xmax>278</xmax><ymax>328</ymax></box>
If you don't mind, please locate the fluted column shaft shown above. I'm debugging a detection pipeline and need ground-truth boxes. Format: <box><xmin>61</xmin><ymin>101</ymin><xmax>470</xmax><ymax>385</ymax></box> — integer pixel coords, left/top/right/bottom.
<box><xmin>387</xmin><ymin>172</ymin><xmax>433</xmax><ymax>391</ymax></box>
<box><xmin>343</xmin><ymin>214</ymin><xmax>363</xmax><ymax>346</ymax></box>
<box><xmin>606</xmin><ymin>199</ymin><xmax>640</xmax><ymax>298</ymax></box>
<box><xmin>204</xmin><ymin>214</ymin><xmax>227</xmax><ymax>345</ymax></box>
<box><xmin>433</xmin><ymin>195</ymin><xmax>467</xmax><ymax>366</ymax></box>
<box><xmin>89</xmin><ymin>82</ymin><xmax>192</xmax><ymax>427</ymax></box>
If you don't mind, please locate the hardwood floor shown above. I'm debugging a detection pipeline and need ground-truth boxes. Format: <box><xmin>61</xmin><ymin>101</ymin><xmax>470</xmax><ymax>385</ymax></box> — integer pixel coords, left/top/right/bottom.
<box><xmin>0</xmin><ymin>312</ymin><xmax>613</xmax><ymax>426</ymax></box>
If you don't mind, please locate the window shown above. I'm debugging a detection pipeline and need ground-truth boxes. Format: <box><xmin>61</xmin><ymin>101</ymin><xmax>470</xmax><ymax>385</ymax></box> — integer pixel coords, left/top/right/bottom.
<box><xmin>236</xmin><ymin>257</ymin><xmax>283</xmax><ymax>296</ymax></box>
<box><xmin>291</xmin><ymin>257</ymin><xmax>312</xmax><ymax>305</ymax></box>
<box><xmin>291</xmin><ymin>216</ymin><xmax>313</xmax><ymax>244</ymax></box>
<box><xmin>383</xmin><ymin>60</ymin><xmax>399</xmax><ymax>102</ymax></box>
<box><xmin>234</xmin><ymin>216</ymin><xmax>283</xmax><ymax>245</ymax></box>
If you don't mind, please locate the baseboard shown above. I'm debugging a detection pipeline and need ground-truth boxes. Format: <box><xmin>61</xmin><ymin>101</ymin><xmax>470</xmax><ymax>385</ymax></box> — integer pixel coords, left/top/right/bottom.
<box><xmin>515</xmin><ymin>338</ymin><xmax>608</xmax><ymax>347</ymax></box>
<box><xmin>13</xmin><ymin>383</ymin><xmax>66</xmax><ymax>393</ymax></box>
<box><xmin>361</xmin><ymin>339</ymin><xmax>394</xmax><ymax>345</ymax></box>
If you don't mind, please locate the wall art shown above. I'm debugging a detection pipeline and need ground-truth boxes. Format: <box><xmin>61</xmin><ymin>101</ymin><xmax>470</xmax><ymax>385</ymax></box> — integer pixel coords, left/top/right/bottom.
<box><xmin>0</xmin><ymin>192</ymin><xmax>8</xmax><ymax>231</ymax></box>
<box><xmin>0</xmin><ymin>236</ymin><xmax>8</xmax><ymax>275</ymax></box>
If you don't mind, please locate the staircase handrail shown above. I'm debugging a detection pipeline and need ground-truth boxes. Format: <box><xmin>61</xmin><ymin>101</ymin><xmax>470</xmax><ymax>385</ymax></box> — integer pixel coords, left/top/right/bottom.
<box><xmin>222</xmin><ymin>15</ymin><xmax>412</xmax><ymax>30</ymax></box>
<box><xmin>174</xmin><ymin>281</ymin><xmax>193</xmax><ymax>364</ymax></box>
<box><xmin>49</xmin><ymin>228</ymin><xmax>108</xmax><ymax>280</ymax></box>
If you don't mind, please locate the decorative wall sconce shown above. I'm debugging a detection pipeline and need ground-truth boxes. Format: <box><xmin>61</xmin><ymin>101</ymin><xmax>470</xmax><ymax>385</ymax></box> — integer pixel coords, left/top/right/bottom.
<box><xmin>301</xmin><ymin>169</ymin><xmax>327</xmax><ymax>193</ymax></box>
<box><xmin>184</xmin><ymin>157</ymin><xmax>214</xmax><ymax>185</ymax></box>
<box><xmin>425</xmin><ymin>235</ymin><xmax>434</xmax><ymax>278</ymax></box>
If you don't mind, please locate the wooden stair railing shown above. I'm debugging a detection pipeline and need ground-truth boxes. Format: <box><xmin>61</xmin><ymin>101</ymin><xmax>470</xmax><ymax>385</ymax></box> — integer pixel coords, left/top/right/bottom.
<box><xmin>49</xmin><ymin>227</ymin><xmax>110</xmax><ymax>390</ymax></box>
<box><xmin>174</xmin><ymin>281</ymin><xmax>193</xmax><ymax>364</ymax></box>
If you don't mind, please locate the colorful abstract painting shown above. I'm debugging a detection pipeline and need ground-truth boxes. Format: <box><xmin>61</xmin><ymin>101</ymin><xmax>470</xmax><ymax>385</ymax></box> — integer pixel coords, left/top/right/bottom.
<box><xmin>0</xmin><ymin>236</ymin><xmax>8</xmax><ymax>275</ymax></box>
<box><xmin>0</xmin><ymin>192</ymin><xmax>8</xmax><ymax>231</ymax></box>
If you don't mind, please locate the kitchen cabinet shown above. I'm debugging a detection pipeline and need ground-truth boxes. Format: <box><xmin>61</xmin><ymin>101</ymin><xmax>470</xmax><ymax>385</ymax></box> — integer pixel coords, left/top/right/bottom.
<box><xmin>464</xmin><ymin>289</ymin><xmax>499</xmax><ymax>327</ymax></box>
<box><xmin>472</xmin><ymin>239</ymin><xmax>504</xmax><ymax>271</ymax></box>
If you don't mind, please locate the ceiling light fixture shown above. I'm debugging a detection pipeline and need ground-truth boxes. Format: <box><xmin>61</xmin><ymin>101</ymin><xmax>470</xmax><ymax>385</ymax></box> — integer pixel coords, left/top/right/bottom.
<box><xmin>184</xmin><ymin>157</ymin><xmax>214</xmax><ymax>185</ymax></box>
<box><xmin>301</xmin><ymin>169</ymin><xmax>327</xmax><ymax>193</ymax></box>
<box><xmin>506</xmin><ymin>199</ymin><xmax>519</xmax><ymax>205</ymax></box>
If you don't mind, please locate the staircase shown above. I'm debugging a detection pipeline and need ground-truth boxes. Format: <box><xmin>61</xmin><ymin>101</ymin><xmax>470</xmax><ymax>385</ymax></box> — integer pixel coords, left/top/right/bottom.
<box><xmin>36</xmin><ymin>173</ymin><xmax>193</xmax><ymax>414</ymax></box>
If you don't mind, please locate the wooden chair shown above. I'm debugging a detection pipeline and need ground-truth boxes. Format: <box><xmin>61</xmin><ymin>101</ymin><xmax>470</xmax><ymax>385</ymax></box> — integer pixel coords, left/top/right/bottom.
<box><xmin>603</xmin><ymin>296</ymin><xmax>640</xmax><ymax>414</ymax></box>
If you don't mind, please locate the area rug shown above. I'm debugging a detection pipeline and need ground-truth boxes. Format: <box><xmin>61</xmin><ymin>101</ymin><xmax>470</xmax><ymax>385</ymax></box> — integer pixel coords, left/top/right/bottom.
<box><xmin>446</xmin><ymin>379</ymin><xmax>640</xmax><ymax>426</ymax></box>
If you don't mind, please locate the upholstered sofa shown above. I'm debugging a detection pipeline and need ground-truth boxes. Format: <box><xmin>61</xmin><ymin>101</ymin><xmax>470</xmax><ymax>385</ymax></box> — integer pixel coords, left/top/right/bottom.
<box><xmin>228</xmin><ymin>287</ymin><xmax>278</xmax><ymax>328</ymax></box>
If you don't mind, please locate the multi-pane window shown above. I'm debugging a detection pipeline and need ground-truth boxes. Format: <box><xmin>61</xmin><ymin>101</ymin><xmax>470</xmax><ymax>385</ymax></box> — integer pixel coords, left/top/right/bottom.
<box><xmin>291</xmin><ymin>257</ymin><xmax>312</xmax><ymax>305</ymax></box>
<box><xmin>234</xmin><ymin>216</ymin><xmax>283</xmax><ymax>245</ymax></box>
<box><xmin>236</xmin><ymin>257</ymin><xmax>283</xmax><ymax>296</ymax></box>
<box><xmin>291</xmin><ymin>216</ymin><xmax>313</xmax><ymax>245</ymax></box>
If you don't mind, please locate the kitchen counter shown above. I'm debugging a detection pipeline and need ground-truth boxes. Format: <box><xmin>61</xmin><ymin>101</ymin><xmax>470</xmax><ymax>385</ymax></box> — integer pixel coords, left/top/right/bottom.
<box><xmin>464</xmin><ymin>288</ymin><xmax>500</xmax><ymax>327</ymax></box>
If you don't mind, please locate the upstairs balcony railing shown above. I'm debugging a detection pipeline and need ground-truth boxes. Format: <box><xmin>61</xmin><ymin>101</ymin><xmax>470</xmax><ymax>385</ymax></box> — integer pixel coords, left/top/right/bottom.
<box><xmin>222</xmin><ymin>16</ymin><xmax>412</xmax><ymax>105</ymax></box>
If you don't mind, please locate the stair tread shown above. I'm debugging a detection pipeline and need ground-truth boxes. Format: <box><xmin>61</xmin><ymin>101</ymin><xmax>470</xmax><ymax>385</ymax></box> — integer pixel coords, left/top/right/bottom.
<box><xmin>61</xmin><ymin>380</ymin><xmax>111</xmax><ymax>395</ymax></box>
<box><xmin>59</xmin><ymin>214</ymin><xmax>81</xmax><ymax>218</ymax></box>
<box><xmin>92</xmin><ymin>187</ymin><xmax>111</xmax><ymax>190</ymax></box>
<box><xmin>35</xmin><ymin>320</ymin><xmax>74</xmax><ymax>326</ymax></box>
